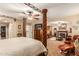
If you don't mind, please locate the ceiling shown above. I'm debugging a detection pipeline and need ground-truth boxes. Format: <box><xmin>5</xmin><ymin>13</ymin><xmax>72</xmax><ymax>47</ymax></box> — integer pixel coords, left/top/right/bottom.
<box><xmin>0</xmin><ymin>3</ymin><xmax>42</xmax><ymax>24</ymax></box>
<box><xmin>32</xmin><ymin>3</ymin><xmax>79</xmax><ymax>21</ymax></box>
<box><xmin>0</xmin><ymin>3</ymin><xmax>79</xmax><ymax>23</ymax></box>
<box><xmin>0</xmin><ymin>3</ymin><xmax>40</xmax><ymax>19</ymax></box>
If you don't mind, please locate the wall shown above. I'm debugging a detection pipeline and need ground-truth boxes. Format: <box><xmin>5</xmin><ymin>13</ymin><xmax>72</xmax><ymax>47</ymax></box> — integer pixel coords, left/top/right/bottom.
<box><xmin>0</xmin><ymin>16</ymin><xmax>43</xmax><ymax>39</ymax></box>
<box><xmin>9</xmin><ymin>19</ymin><xmax>23</xmax><ymax>38</ymax></box>
<box><xmin>0</xmin><ymin>17</ymin><xmax>23</xmax><ymax>38</ymax></box>
<box><xmin>63</xmin><ymin>14</ymin><xmax>79</xmax><ymax>36</ymax></box>
<box><xmin>49</xmin><ymin>14</ymin><xmax>79</xmax><ymax>36</ymax></box>
<box><xmin>26</xmin><ymin>14</ymin><xmax>43</xmax><ymax>38</ymax></box>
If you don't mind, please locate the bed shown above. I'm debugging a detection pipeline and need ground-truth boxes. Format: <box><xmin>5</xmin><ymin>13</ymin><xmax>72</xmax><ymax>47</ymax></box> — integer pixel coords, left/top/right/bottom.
<box><xmin>0</xmin><ymin>37</ymin><xmax>47</xmax><ymax>56</ymax></box>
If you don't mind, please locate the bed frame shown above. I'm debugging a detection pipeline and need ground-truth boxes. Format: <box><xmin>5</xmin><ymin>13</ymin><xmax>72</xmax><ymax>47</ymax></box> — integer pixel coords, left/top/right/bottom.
<box><xmin>23</xmin><ymin>9</ymin><xmax>48</xmax><ymax>48</ymax></box>
<box><xmin>38</xmin><ymin>49</ymin><xmax>48</xmax><ymax>56</ymax></box>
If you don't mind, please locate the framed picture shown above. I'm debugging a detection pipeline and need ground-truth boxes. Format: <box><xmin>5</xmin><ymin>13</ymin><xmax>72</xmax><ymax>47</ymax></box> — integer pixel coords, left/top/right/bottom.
<box><xmin>18</xmin><ymin>25</ymin><xmax>21</xmax><ymax>29</ymax></box>
<box><xmin>35</xmin><ymin>24</ymin><xmax>42</xmax><ymax>30</ymax></box>
<box><xmin>59</xmin><ymin>23</ymin><xmax>67</xmax><ymax>30</ymax></box>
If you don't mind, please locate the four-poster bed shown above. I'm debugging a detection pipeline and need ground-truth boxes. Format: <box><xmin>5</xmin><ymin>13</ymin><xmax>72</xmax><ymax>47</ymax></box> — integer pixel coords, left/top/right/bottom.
<box><xmin>0</xmin><ymin>3</ymin><xmax>48</xmax><ymax>56</ymax></box>
<box><xmin>0</xmin><ymin>37</ymin><xmax>47</xmax><ymax>56</ymax></box>
<box><xmin>34</xmin><ymin>9</ymin><xmax>48</xmax><ymax>48</ymax></box>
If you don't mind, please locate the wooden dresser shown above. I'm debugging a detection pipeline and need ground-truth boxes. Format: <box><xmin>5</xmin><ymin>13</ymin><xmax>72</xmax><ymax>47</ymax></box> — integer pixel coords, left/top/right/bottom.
<box><xmin>34</xmin><ymin>29</ymin><xmax>43</xmax><ymax>42</ymax></box>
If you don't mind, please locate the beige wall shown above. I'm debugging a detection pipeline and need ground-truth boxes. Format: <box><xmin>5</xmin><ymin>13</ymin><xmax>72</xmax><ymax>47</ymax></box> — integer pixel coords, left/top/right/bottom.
<box><xmin>0</xmin><ymin>17</ymin><xmax>23</xmax><ymax>38</ymax></box>
<box><xmin>64</xmin><ymin>15</ymin><xmax>79</xmax><ymax>35</ymax></box>
<box><xmin>9</xmin><ymin>19</ymin><xmax>23</xmax><ymax>38</ymax></box>
<box><xmin>50</xmin><ymin>14</ymin><xmax>79</xmax><ymax>36</ymax></box>
<box><xmin>0</xmin><ymin>15</ymin><xmax>43</xmax><ymax>39</ymax></box>
<box><xmin>8</xmin><ymin>14</ymin><xmax>79</xmax><ymax>38</ymax></box>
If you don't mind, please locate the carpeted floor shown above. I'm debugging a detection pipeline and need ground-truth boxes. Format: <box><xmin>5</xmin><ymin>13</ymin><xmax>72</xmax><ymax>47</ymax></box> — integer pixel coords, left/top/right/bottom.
<box><xmin>47</xmin><ymin>37</ymin><xmax>79</xmax><ymax>56</ymax></box>
<box><xmin>47</xmin><ymin>37</ymin><xmax>63</xmax><ymax>56</ymax></box>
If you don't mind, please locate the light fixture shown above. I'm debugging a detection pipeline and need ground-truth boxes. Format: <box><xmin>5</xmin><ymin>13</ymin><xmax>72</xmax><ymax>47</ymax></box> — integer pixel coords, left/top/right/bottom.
<box><xmin>24</xmin><ymin>3</ymin><xmax>41</xmax><ymax>13</ymax></box>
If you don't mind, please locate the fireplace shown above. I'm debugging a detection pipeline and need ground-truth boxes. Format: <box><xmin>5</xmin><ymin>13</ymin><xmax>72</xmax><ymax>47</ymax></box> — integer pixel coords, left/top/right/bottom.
<box><xmin>56</xmin><ymin>31</ymin><xmax>68</xmax><ymax>41</ymax></box>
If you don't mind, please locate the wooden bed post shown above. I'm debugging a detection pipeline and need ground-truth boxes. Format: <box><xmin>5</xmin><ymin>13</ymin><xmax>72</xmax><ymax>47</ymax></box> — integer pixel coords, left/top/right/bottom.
<box><xmin>23</xmin><ymin>18</ymin><xmax>26</xmax><ymax>37</ymax></box>
<box><xmin>42</xmin><ymin>9</ymin><xmax>48</xmax><ymax>47</ymax></box>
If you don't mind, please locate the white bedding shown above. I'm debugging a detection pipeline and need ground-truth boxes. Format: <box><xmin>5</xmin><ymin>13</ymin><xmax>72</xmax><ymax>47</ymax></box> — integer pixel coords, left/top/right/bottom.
<box><xmin>0</xmin><ymin>37</ymin><xmax>47</xmax><ymax>56</ymax></box>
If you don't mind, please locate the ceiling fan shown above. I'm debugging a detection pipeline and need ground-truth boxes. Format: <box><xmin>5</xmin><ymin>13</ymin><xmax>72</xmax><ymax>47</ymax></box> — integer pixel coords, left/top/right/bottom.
<box><xmin>23</xmin><ymin>10</ymin><xmax>41</xmax><ymax>20</ymax></box>
<box><xmin>0</xmin><ymin>9</ymin><xmax>41</xmax><ymax>20</ymax></box>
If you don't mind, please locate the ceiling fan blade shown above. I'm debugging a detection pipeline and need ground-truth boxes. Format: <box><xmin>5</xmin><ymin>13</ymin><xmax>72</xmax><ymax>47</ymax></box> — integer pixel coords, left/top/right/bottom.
<box><xmin>33</xmin><ymin>14</ymin><xmax>40</xmax><ymax>16</ymax></box>
<box><xmin>34</xmin><ymin>17</ymin><xmax>39</xmax><ymax>20</ymax></box>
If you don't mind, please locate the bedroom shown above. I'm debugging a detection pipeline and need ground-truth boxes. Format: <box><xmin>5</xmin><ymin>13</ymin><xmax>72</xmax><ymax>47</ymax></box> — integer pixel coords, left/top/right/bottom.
<box><xmin>0</xmin><ymin>3</ymin><xmax>79</xmax><ymax>56</ymax></box>
<box><xmin>0</xmin><ymin>3</ymin><xmax>47</xmax><ymax>56</ymax></box>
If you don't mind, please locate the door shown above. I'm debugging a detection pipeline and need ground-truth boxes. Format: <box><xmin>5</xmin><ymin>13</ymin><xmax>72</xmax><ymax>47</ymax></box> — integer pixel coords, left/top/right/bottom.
<box><xmin>34</xmin><ymin>24</ymin><xmax>43</xmax><ymax>41</ymax></box>
<box><xmin>0</xmin><ymin>26</ymin><xmax>6</xmax><ymax>39</ymax></box>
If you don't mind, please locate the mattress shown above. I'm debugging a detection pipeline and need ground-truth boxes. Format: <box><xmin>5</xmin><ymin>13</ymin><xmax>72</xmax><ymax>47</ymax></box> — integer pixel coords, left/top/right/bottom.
<box><xmin>0</xmin><ymin>37</ymin><xmax>47</xmax><ymax>56</ymax></box>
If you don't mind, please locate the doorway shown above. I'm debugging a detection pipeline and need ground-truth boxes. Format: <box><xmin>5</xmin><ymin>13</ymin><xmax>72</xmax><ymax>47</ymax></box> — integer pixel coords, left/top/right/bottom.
<box><xmin>0</xmin><ymin>23</ymin><xmax>9</xmax><ymax>39</ymax></box>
